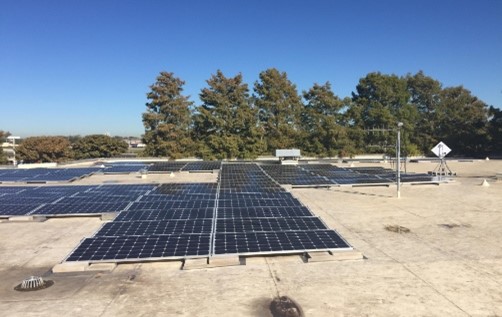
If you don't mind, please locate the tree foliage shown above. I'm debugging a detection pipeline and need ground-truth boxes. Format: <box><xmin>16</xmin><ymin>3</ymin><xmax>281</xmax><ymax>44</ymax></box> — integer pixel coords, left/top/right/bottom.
<box><xmin>72</xmin><ymin>134</ymin><xmax>128</xmax><ymax>159</ymax></box>
<box><xmin>254</xmin><ymin>68</ymin><xmax>303</xmax><ymax>152</ymax></box>
<box><xmin>16</xmin><ymin>136</ymin><xmax>72</xmax><ymax>163</ymax></box>
<box><xmin>193</xmin><ymin>70</ymin><xmax>264</xmax><ymax>159</ymax></box>
<box><xmin>301</xmin><ymin>82</ymin><xmax>351</xmax><ymax>157</ymax></box>
<box><xmin>0</xmin><ymin>130</ymin><xmax>11</xmax><ymax>164</ymax></box>
<box><xmin>142</xmin><ymin>72</ymin><xmax>194</xmax><ymax>159</ymax></box>
<box><xmin>139</xmin><ymin>69</ymin><xmax>500</xmax><ymax>159</ymax></box>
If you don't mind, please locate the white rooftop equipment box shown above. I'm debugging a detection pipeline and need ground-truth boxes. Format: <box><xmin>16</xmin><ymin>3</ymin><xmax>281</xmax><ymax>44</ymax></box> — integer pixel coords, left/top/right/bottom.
<box><xmin>275</xmin><ymin>149</ymin><xmax>301</xmax><ymax>165</ymax></box>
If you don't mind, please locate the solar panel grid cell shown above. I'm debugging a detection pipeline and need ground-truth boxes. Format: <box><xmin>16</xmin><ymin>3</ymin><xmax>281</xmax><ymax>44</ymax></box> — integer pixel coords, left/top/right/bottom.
<box><xmin>34</xmin><ymin>202</ymin><xmax>130</xmax><ymax>215</ymax></box>
<box><xmin>116</xmin><ymin>208</ymin><xmax>214</xmax><ymax>221</ymax></box>
<box><xmin>96</xmin><ymin>219</ymin><xmax>213</xmax><ymax>236</ymax></box>
<box><xmin>214</xmin><ymin>230</ymin><xmax>350</xmax><ymax>255</ymax></box>
<box><xmin>0</xmin><ymin>204</ymin><xmax>41</xmax><ymax>216</ymax></box>
<box><xmin>128</xmin><ymin>200</ymin><xmax>215</xmax><ymax>211</ymax></box>
<box><xmin>216</xmin><ymin>217</ymin><xmax>326</xmax><ymax>233</ymax></box>
<box><xmin>216</xmin><ymin>206</ymin><xmax>313</xmax><ymax>218</ymax></box>
<box><xmin>66</xmin><ymin>234</ymin><xmax>211</xmax><ymax>261</ymax></box>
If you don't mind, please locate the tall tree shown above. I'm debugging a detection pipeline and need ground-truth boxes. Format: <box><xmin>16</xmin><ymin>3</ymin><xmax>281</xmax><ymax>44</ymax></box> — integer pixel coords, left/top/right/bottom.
<box><xmin>406</xmin><ymin>71</ymin><xmax>443</xmax><ymax>154</ymax></box>
<box><xmin>301</xmin><ymin>82</ymin><xmax>350</xmax><ymax>157</ymax></box>
<box><xmin>193</xmin><ymin>70</ymin><xmax>264</xmax><ymax>159</ymax></box>
<box><xmin>16</xmin><ymin>136</ymin><xmax>72</xmax><ymax>163</ymax></box>
<box><xmin>350</xmin><ymin>72</ymin><xmax>418</xmax><ymax>155</ymax></box>
<box><xmin>254</xmin><ymin>68</ymin><xmax>303</xmax><ymax>152</ymax></box>
<box><xmin>436</xmin><ymin>86</ymin><xmax>489</xmax><ymax>156</ymax></box>
<box><xmin>142</xmin><ymin>72</ymin><xmax>194</xmax><ymax>159</ymax></box>
<box><xmin>72</xmin><ymin>134</ymin><xmax>128</xmax><ymax>159</ymax></box>
<box><xmin>487</xmin><ymin>106</ymin><xmax>502</xmax><ymax>155</ymax></box>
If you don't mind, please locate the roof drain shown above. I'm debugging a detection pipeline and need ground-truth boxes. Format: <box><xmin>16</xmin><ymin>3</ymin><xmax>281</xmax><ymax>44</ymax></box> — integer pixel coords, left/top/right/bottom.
<box><xmin>14</xmin><ymin>276</ymin><xmax>54</xmax><ymax>292</ymax></box>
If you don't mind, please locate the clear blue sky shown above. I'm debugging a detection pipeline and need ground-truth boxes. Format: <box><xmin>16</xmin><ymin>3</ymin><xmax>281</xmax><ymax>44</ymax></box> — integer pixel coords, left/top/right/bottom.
<box><xmin>1</xmin><ymin>0</ymin><xmax>501</xmax><ymax>137</ymax></box>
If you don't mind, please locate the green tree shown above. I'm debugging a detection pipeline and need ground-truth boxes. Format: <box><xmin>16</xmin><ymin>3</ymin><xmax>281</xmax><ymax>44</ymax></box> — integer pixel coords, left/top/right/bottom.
<box><xmin>350</xmin><ymin>72</ymin><xmax>418</xmax><ymax>155</ymax></box>
<box><xmin>72</xmin><ymin>134</ymin><xmax>128</xmax><ymax>159</ymax></box>
<box><xmin>405</xmin><ymin>71</ymin><xmax>443</xmax><ymax>154</ymax></box>
<box><xmin>16</xmin><ymin>136</ymin><xmax>72</xmax><ymax>163</ymax></box>
<box><xmin>142</xmin><ymin>72</ymin><xmax>194</xmax><ymax>159</ymax></box>
<box><xmin>487</xmin><ymin>106</ymin><xmax>502</xmax><ymax>155</ymax></box>
<box><xmin>193</xmin><ymin>70</ymin><xmax>264</xmax><ymax>159</ymax></box>
<box><xmin>0</xmin><ymin>130</ymin><xmax>11</xmax><ymax>164</ymax></box>
<box><xmin>254</xmin><ymin>68</ymin><xmax>303</xmax><ymax>152</ymax></box>
<box><xmin>436</xmin><ymin>86</ymin><xmax>489</xmax><ymax>156</ymax></box>
<box><xmin>301</xmin><ymin>82</ymin><xmax>350</xmax><ymax>157</ymax></box>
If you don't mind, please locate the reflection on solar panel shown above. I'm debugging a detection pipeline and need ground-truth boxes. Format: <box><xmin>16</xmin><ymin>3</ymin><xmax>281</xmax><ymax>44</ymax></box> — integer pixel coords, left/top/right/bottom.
<box><xmin>66</xmin><ymin>234</ymin><xmax>211</xmax><ymax>261</ymax></box>
<box><xmin>213</xmin><ymin>230</ymin><xmax>350</xmax><ymax>255</ymax></box>
<box><xmin>147</xmin><ymin>162</ymin><xmax>187</xmax><ymax>172</ymax></box>
<box><xmin>139</xmin><ymin>194</ymin><xmax>215</xmax><ymax>202</ymax></box>
<box><xmin>261</xmin><ymin>165</ymin><xmax>330</xmax><ymax>186</ymax></box>
<box><xmin>34</xmin><ymin>202</ymin><xmax>130</xmax><ymax>215</ymax></box>
<box><xmin>103</xmin><ymin>164</ymin><xmax>148</xmax><ymax>174</ymax></box>
<box><xmin>182</xmin><ymin>161</ymin><xmax>221</xmax><ymax>172</ymax></box>
<box><xmin>0</xmin><ymin>204</ymin><xmax>40</xmax><ymax>216</ymax></box>
<box><xmin>0</xmin><ymin>168</ymin><xmax>100</xmax><ymax>183</ymax></box>
<box><xmin>156</xmin><ymin>183</ymin><xmax>217</xmax><ymax>195</ymax></box>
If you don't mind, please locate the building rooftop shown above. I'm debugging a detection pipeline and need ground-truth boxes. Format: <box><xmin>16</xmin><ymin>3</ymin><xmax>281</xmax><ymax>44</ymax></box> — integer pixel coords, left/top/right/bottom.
<box><xmin>1</xmin><ymin>160</ymin><xmax>501</xmax><ymax>316</ymax></box>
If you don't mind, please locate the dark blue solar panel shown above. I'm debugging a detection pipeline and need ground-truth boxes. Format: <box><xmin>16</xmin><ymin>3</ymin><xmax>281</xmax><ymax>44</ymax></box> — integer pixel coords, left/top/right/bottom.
<box><xmin>128</xmin><ymin>200</ymin><xmax>215</xmax><ymax>211</ymax></box>
<box><xmin>33</xmin><ymin>202</ymin><xmax>130</xmax><ymax>215</ymax></box>
<box><xmin>217</xmin><ymin>206</ymin><xmax>313</xmax><ymax>218</ymax></box>
<box><xmin>116</xmin><ymin>208</ymin><xmax>214</xmax><ymax>221</ymax></box>
<box><xmin>213</xmin><ymin>230</ymin><xmax>351</xmax><ymax>255</ymax></box>
<box><xmin>66</xmin><ymin>234</ymin><xmax>211</xmax><ymax>261</ymax></box>
<box><xmin>95</xmin><ymin>219</ymin><xmax>213</xmax><ymax>237</ymax></box>
<box><xmin>216</xmin><ymin>217</ymin><xmax>326</xmax><ymax>233</ymax></box>
<box><xmin>0</xmin><ymin>204</ymin><xmax>41</xmax><ymax>216</ymax></box>
<box><xmin>181</xmin><ymin>161</ymin><xmax>221</xmax><ymax>171</ymax></box>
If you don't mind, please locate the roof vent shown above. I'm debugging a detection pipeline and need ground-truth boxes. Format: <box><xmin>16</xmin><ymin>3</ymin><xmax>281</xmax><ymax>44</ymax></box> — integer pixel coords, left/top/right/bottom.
<box><xmin>14</xmin><ymin>276</ymin><xmax>54</xmax><ymax>292</ymax></box>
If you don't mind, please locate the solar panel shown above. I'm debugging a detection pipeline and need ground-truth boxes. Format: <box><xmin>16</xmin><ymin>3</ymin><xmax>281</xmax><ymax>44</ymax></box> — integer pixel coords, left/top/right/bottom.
<box><xmin>217</xmin><ymin>206</ymin><xmax>313</xmax><ymax>218</ymax></box>
<box><xmin>127</xmin><ymin>200</ymin><xmax>215</xmax><ymax>211</ymax></box>
<box><xmin>147</xmin><ymin>162</ymin><xmax>187</xmax><ymax>172</ymax></box>
<box><xmin>0</xmin><ymin>168</ymin><xmax>100</xmax><ymax>183</ymax></box>
<box><xmin>218</xmin><ymin>198</ymin><xmax>303</xmax><ymax>208</ymax></box>
<box><xmin>138</xmin><ymin>193</ymin><xmax>216</xmax><ymax>202</ymax></box>
<box><xmin>213</xmin><ymin>230</ymin><xmax>351</xmax><ymax>255</ymax></box>
<box><xmin>182</xmin><ymin>161</ymin><xmax>221</xmax><ymax>172</ymax></box>
<box><xmin>156</xmin><ymin>183</ymin><xmax>217</xmax><ymax>195</ymax></box>
<box><xmin>33</xmin><ymin>202</ymin><xmax>130</xmax><ymax>215</ymax></box>
<box><xmin>95</xmin><ymin>219</ymin><xmax>213</xmax><ymax>237</ymax></box>
<box><xmin>66</xmin><ymin>234</ymin><xmax>211</xmax><ymax>261</ymax></box>
<box><xmin>0</xmin><ymin>203</ymin><xmax>41</xmax><ymax>216</ymax></box>
<box><xmin>216</xmin><ymin>217</ymin><xmax>326</xmax><ymax>233</ymax></box>
<box><xmin>116</xmin><ymin>208</ymin><xmax>214</xmax><ymax>221</ymax></box>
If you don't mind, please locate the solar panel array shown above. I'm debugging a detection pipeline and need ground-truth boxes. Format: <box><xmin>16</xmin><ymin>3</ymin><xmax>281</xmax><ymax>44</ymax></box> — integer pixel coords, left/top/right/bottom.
<box><xmin>102</xmin><ymin>162</ymin><xmax>149</xmax><ymax>174</ymax></box>
<box><xmin>67</xmin><ymin>183</ymin><xmax>217</xmax><ymax>261</ymax></box>
<box><xmin>0</xmin><ymin>185</ymin><xmax>157</xmax><ymax>217</ymax></box>
<box><xmin>260</xmin><ymin>165</ymin><xmax>330</xmax><ymax>186</ymax></box>
<box><xmin>0</xmin><ymin>168</ymin><xmax>100</xmax><ymax>183</ymax></box>
<box><xmin>2</xmin><ymin>162</ymin><xmax>354</xmax><ymax>263</ymax></box>
<box><xmin>147</xmin><ymin>162</ymin><xmax>188</xmax><ymax>172</ymax></box>
<box><xmin>181</xmin><ymin>161</ymin><xmax>221</xmax><ymax>172</ymax></box>
<box><xmin>260</xmin><ymin>164</ymin><xmax>435</xmax><ymax>186</ymax></box>
<box><xmin>213</xmin><ymin>164</ymin><xmax>350</xmax><ymax>255</ymax></box>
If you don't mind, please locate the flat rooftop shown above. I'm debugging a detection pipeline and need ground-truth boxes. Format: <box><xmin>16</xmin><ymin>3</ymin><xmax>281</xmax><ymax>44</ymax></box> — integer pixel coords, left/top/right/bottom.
<box><xmin>1</xmin><ymin>160</ymin><xmax>501</xmax><ymax>316</ymax></box>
